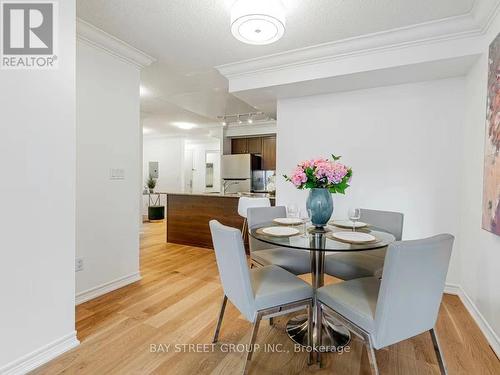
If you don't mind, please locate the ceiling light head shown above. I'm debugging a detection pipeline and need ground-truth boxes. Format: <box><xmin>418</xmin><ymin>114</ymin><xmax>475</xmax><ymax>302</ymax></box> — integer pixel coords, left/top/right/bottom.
<box><xmin>247</xmin><ymin>117</ymin><xmax>253</xmax><ymax>124</ymax></box>
<box><xmin>172</xmin><ymin>122</ymin><xmax>197</xmax><ymax>130</ymax></box>
<box><xmin>231</xmin><ymin>0</ymin><xmax>286</xmax><ymax>45</ymax></box>
<box><xmin>139</xmin><ymin>85</ymin><xmax>151</xmax><ymax>97</ymax></box>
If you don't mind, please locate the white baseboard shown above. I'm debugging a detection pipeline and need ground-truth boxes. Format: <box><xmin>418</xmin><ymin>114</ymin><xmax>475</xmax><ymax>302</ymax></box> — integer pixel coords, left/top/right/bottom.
<box><xmin>443</xmin><ymin>283</ymin><xmax>461</xmax><ymax>295</ymax></box>
<box><xmin>445</xmin><ymin>283</ymin><xmax>500</xmax><ymax>358</ymax></box>
<box><xmin>76</xmin><ymin>272</ymin><xmax>142</xmax><ymax>305</ymax></box>
<box><xmin>0</xmin><ymin>331</ymin><xmax>79</xmax><ymax>375</ymax></box>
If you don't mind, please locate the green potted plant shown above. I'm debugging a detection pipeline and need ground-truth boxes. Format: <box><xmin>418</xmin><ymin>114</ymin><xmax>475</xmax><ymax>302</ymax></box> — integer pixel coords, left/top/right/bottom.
<box><xmin>145</xmin><ymin>175</ymin><xmax>157</xmax><ymax>193</ymax></box>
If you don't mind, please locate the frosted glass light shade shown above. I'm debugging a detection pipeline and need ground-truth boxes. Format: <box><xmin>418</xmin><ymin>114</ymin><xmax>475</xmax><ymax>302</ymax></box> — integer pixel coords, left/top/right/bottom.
<box><xmin>231</xmin><ymin>0</ymin><xmax>286</xmax><ymax>45</ymax></box>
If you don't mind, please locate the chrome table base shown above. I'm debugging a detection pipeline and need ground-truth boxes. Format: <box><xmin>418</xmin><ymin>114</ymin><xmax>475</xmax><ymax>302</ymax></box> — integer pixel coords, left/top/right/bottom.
<box><xmin>286</xmin><ymin>312</ymin><xmax>351</xmax><ymax>351</ymax></box>
<box><xmin>285</xmin><ymin>229</ymin><xmax>351</xmax><ymax>351</ymax></box>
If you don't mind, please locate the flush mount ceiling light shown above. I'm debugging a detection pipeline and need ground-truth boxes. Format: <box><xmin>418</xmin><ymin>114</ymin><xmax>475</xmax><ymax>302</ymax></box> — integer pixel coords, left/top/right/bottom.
<box><xmin>172</xmin><ymin>122</ymin><xmax>197</xmax><ymax>130</ymax></box>
<box><xmin>231</xmin><ymin>0</ymin><xmax>286</xmax><ymax>45</ymax></box>
<box><xmin>139</xmin><ymin>85</ymin><xmax>151</xmax><ymax>97</ymax></box>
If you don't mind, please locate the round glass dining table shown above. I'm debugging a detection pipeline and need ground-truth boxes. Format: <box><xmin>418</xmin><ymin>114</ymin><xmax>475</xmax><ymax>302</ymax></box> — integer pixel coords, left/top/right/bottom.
<box><xmin>250</xmin><ymin>222</ymin><xmax>396</xmax><ymax>351</ymax></box>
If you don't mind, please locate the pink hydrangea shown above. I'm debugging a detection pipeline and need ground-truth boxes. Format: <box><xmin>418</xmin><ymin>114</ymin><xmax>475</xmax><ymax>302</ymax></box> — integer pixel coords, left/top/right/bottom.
<box><xmin>285</xmin><ymin>155</ymin><xmax>352</xmax><ymax>192</ymax></box>
<box><xmin>299</xmin><ymin>159</ymin><xmax>315</xmax><ymax>169</ymax></box>
<box><xmin>290</xmin><ymin>167</ymin><xmax>307</xmax><ymax>186</ymax></box>
<box><xmin>314</xmin><ymin>160</ymin><xmax>348</xmax><ymax>184</ymax></box>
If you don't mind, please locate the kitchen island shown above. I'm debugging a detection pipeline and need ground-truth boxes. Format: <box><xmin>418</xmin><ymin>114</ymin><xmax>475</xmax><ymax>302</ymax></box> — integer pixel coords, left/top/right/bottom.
<box><xmin>166</xmin><ymin>192</ymin><xmax>275</xmax><ymax>249</ymax></box>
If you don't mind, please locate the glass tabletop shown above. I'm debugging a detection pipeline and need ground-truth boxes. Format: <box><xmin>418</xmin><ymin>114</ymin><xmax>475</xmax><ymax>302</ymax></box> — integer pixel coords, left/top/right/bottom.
<box><xmin>250</xmin><ymin>222</ymin><xmax>396</xmax><ymax>252</ymax></box>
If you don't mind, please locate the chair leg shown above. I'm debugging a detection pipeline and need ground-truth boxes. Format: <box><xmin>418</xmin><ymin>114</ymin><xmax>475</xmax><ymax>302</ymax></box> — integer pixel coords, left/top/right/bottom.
<box><xmin>241</xmin><ymin>218</ymin><xmax>247</xmax><ymax>240</ymax></box>
<box><xmin>243</xmin><ymin>313</ymin><xmax>262</xmax><ymax>374</ymax></box>
<box><xmin>316</xmin><ymin>303</ymin><xmax>323</xmax><ymax>367</ymax></box>
<box><xmin>430</xmin><ymin>328</ymin><xmax>447</xmax><ymax>375</ymax></box>
<box><xmin>307</xmin><ymin>302</ymin><xmax>314</xmax><ymax>365</ymax></box>
<box><xmin>269</xmin><ymin>317</ymin><xmax>273</xmax><ymax>326</ymax></box>
<box><xmin>212</xmin><ymin>295</ymin><xmax>228</xmax><ymax>343</ymax></box>
<box><xmin>365</xmin><ymin>335</ymin><xmax>379</xmax><ymax>375</ymax></box>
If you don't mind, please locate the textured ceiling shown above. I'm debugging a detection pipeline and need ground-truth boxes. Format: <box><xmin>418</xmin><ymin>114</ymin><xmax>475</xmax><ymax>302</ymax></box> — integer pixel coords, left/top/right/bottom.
<box><xmin>77</xmin><ymin>0</ymin><xmax>476</xmax><ymax>135</ymax></box>
<box><xmin>78</xmin><ymin>0</ymin><xmax>475</xmax><ymax>70</ymax></box>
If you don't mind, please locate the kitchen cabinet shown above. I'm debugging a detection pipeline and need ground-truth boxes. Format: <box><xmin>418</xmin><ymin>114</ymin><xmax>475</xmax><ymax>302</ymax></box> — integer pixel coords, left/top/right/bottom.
<box><xmin>167</xmin><ymin>193</ymin><xmax>275</xmax><ymax>251</ymax></box>
<box><xmin>262</xmin><ymin>136</ymin><xmax>276</xmax><ymax>170</ymax></box>
<box><xmin>231</xmin><ymin>138</ymin><xmax>248</xmax><ymax>154</ymax></box>
<box><xmin>247</xmin><ymin>137</ymin><xmax>263</xmax><ymax>154</ymax></box>
<box><xmin>231</xmin><ymin>135</ymin><xmax>276</xmax><ymax>170</ymax></box>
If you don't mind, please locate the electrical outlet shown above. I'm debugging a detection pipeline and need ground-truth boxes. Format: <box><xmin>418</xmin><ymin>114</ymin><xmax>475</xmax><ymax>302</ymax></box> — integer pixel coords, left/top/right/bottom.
<box><xmin>75</xmin><ymin>257</ymin><xmax>84</xmax><ymax>272</ymax></box>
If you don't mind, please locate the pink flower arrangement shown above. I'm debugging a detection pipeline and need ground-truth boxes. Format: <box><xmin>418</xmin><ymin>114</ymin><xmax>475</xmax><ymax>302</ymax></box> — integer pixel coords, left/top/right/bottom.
<box><xmin>284</xmin><ymin>155</ymin><xmax>352</xmax><ymax>194</ymax></box>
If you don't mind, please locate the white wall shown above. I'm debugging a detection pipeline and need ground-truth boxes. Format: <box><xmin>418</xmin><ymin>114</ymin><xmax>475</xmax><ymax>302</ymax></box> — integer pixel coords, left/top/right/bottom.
<box><xmin>457</xmin><ymin>15</ymin><xmax>500</xmax><ymax>347</ymax></box>
<box><xmin>76</xmin><ymin>40</ymin><xmax>141</xmax><ymax>298</ymax></box>
<box><xmin>143</xmin><ymin>137</ymin><xmax>185</xmax><ymax>193</ymax></box>
<box><xmin>0</xmin><ymin>1</ymin><xmax>78</xmax><ymax>372</ymax></box>
<box><xmin>224</xmin><ymin>121</ymin><xmax>276</xmax><ymax>138</ymax></box>
<box><xmin>276</xmin><ymin>78</ymin><xmax>465</xmax><ymax>283</ymax></box>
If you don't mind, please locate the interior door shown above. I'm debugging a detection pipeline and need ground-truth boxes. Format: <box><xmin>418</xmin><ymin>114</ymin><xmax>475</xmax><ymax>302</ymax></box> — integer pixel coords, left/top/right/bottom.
<box><xmin>184</xmin><ymin>149</ymin><xmax>194</xmax><ymax>192</ymax></box>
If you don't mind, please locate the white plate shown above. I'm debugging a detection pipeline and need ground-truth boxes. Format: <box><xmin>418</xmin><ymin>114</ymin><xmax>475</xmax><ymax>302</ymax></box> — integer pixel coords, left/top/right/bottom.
<box><xmin>262</xmin><ymin>226</ymin><xmax>300</xmax><ymax>237</ymax></box>
<box><xmin>273</xmin><ymin>217</ymin><xmax>304</xmax><ymax>225</ymax></box>
<box><xmin>330</xmin><ymin>220</ymin><xmax>368</xmax><ymax>229</ymax></box>
<box><xmin>331</xmin><ymin>231</ymin><xmax>376</xmax><ymax>244</ymax></box>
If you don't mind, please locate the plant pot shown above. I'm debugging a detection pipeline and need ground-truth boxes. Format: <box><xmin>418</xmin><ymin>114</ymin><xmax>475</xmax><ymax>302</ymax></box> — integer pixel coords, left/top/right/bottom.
<box><xmin>149</xmin><ymin>188</ymin><xmax>154</xmax><ymax>193</ymax></box>
<box><xmin>306</xmin><ymin>188</ymin><xmax>333</xmax><ymax>228</ymax></box>
<box><xmin>148</xmin><ymin>206</ymin><xmax>165</xmax><ymax>221</ymax></box>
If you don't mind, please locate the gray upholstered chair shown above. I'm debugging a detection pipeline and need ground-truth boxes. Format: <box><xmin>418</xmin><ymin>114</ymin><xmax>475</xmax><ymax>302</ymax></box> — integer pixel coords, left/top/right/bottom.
<box><xmin>317</xmin><ymin>234</ymin><xmax>454</xmax><ymax>374</ymax></box>
<box><xmin>209</xmin><ymin>220</ymin><xmax>313</xmax><ymax>374</ymax></box>
<box><xmin>247</xmin><ymin>206</ymin><xmax>311</xmax><ymax>275</ymax></box>
<box><xmin>325</xmin><ymin>209</ymin><xmax>404</xmax><ymax>280</ymax></box>
<box><xmin>237</xmin><ymin>197</ymin><xmax>271</xmax><ymax>240</ymax></box>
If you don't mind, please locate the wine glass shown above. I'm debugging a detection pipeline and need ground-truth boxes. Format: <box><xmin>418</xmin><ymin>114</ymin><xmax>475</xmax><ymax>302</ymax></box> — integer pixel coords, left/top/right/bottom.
<box><xmin>348</xmin><ymin>208</ymin><xmax>361</xmax><ymax>232</ymax></box>
<box><xmin>300</xmin><ymin>208</ymin><xmax>312</xmax><ymax>237</ymax></box>
<box><xmin>287</xmin><ymin>204</ymin><xmax>299</xmax><ymax>219</ymax></box>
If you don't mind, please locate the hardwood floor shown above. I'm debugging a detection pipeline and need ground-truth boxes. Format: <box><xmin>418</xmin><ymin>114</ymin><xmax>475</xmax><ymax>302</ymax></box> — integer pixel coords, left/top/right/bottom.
<box><xmin>33</xmin><ymin>222</ymin><xmax>499</xmax><ymax>374</ymax></box>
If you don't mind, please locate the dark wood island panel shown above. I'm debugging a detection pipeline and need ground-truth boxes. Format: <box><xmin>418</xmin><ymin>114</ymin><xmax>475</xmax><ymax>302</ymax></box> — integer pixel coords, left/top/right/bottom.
<box><xmin>167</xmin><ymin>194</ymin><xmax>245</xmax><ymax>249</ymax></box>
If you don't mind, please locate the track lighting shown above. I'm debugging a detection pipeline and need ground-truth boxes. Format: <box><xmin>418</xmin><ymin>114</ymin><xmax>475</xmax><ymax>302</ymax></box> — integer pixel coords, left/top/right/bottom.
<box><xmin>217</xmin><ymin>112</ymin><xmax>270</xmax><ymax>126</ymax></box>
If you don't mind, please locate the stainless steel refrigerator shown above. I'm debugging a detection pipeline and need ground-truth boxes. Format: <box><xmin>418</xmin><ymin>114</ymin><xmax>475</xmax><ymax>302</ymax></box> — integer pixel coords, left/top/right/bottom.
<box><xmin>221</xmin><ymin>154</ymin><xmax>261</xmax><ymax>193</ymax></box>
<box><xmin>251</xmin><ymin>170</ymin><xmax>276</xmax><ymax>193</ymax></box>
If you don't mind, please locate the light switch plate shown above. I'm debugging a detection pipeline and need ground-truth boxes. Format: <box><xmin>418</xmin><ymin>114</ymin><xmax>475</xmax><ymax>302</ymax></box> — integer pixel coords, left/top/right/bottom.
<box><xmin>110</xmin><ymin>168</ymin><xmax>125</xmax><ymax>180</ymax></box>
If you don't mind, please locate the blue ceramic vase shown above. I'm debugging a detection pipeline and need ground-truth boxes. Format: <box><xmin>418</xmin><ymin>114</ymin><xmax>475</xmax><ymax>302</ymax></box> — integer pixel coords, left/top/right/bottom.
<box><xmin>306</xmin><ymin>188</ymin><xmax>333</xmax><ymax>228</ymax></box>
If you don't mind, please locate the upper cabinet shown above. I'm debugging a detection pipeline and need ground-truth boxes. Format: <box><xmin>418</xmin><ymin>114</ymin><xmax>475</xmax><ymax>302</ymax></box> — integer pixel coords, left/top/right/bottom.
<box><xmin>231</xmin><ymin>135</ymin><xmax>276</xmax><ymax>170</ymax></box>
<box><xmin>261</xmin><ymin>136</ymin><xmax>276</xmax><ymax>170</ymax></box>
<box><xmin>247</xmin><ymin>137</ymin><xmax>263</xmax><ymax>154</ymax></box>
<box><xmin>231</xmin><ymin>138</ymin><xmax>248</xmax><ymax>154</ymax></box>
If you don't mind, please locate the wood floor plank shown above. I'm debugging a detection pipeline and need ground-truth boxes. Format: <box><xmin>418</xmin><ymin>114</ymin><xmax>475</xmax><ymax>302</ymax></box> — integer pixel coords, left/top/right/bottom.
<box><xmin>31</xmin><ymin>222</ymin><xmax>500</xmax><ymax>375</ymax></box>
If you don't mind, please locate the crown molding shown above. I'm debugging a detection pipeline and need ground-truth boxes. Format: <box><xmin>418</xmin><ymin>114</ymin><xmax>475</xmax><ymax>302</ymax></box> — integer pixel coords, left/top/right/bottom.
<box><xmin>76</xmin><ymin>18</ymin><xmax>155</xmax><ymax>69</ymax></box>
<box><xmin>473</xmin><ymin>0</ymin><xmax>500</xmax><ymax>33</ymax></box>
<box><xmin>217</xmin><ymin>0</ymin><xmax>500</xmax><ymax>82</ymax></box>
